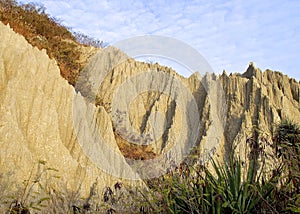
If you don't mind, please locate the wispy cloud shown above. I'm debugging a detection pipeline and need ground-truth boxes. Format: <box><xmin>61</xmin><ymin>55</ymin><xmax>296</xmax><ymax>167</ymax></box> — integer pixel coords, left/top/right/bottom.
<box><xmin>18</xmin><ymin>0</ymin><xmax>300</xmax><ymax>80</ymax></box>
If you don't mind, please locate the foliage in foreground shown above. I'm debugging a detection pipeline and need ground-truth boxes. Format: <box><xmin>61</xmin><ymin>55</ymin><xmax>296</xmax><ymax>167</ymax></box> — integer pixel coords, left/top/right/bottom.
<box><xmin>142</xmin><ymin>120</ymin><xmax>300</xmax><ymax>213</ymax></box>
<box><xmin>1</xmin><ymin>120</ymin><xmax>299</xmax><ymax>213</ymax></box>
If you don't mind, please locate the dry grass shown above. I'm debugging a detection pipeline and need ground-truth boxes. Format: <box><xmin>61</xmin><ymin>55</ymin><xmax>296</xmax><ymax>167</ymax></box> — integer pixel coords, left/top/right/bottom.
<box><xmin>0</xmin><ymin>0</ymin><xmax>102</xmax><ymax>86</ymax></box>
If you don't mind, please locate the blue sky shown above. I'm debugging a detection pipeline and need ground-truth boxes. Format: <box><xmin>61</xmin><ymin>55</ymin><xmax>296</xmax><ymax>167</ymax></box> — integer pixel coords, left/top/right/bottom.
<box><xmin>19</xmin><ymin>0</ymin><xmax>300</xmax><ymax>80</ymax></box>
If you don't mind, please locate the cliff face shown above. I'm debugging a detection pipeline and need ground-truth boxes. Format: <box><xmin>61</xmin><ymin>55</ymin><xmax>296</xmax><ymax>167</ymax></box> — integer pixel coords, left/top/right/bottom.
<box><xmin>0</xmin><ymin>22</ymin><xmax>140</xmax><ymax>200</ymax></box>
<box><xmin>76</xmin><ymin>47</ymin><xmax>300</xmax><ymax>167</ymax></box>
<box><xmin>0</xmin><ymin>21</ymin><xmax>300</xmax><ymax>200</ymax></box>
<box><xmin>221</xmin><ymin>64</ymin><xmax>300</xmax><ymax>161</ymax></box>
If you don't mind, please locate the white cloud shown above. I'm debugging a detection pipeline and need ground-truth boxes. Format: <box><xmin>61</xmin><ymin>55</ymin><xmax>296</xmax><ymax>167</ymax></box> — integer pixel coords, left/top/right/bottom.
<box><xmin>18</xmin><ymin>0</ymin><xmax>300</xmax><ymax>80</ymax></box>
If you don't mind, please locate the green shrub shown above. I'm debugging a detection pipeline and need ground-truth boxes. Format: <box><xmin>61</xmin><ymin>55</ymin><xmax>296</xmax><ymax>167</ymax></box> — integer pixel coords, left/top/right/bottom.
<box><xmin>273</xmin><ymin>120</ymin><xmax>300</xmax><ymax>213</ymax></box>
<box><xmin>141</xmin><ymin>121</ymin><xmax>300</xmax><ymax>213</ymax></box>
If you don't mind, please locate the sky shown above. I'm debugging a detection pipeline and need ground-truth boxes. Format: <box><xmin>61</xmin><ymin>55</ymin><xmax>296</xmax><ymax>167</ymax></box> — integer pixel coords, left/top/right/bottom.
<box><xmin>18</xmin><ymin>0</ymin><xmax>300</xmax><ymax>80</ymax></box>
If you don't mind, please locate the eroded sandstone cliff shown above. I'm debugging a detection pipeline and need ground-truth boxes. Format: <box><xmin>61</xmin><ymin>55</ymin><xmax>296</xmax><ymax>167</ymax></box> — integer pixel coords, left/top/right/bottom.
<box><xmin>0</xmin><ymin>20</ymin><xmax>300</xmax><ymax>208</ymax></box>
<box><xmin>0</xmin><ymin>22</ymin><xmax>141</xmax><ymax>203</ymax></box>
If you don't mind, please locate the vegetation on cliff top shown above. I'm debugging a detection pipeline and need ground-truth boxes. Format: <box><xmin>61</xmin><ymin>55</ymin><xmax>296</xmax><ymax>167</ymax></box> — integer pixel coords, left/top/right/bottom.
<box><xmin>0</xmin><ymin>0</ymin><xmax>104</xmax><ymax>85</ymax></box>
